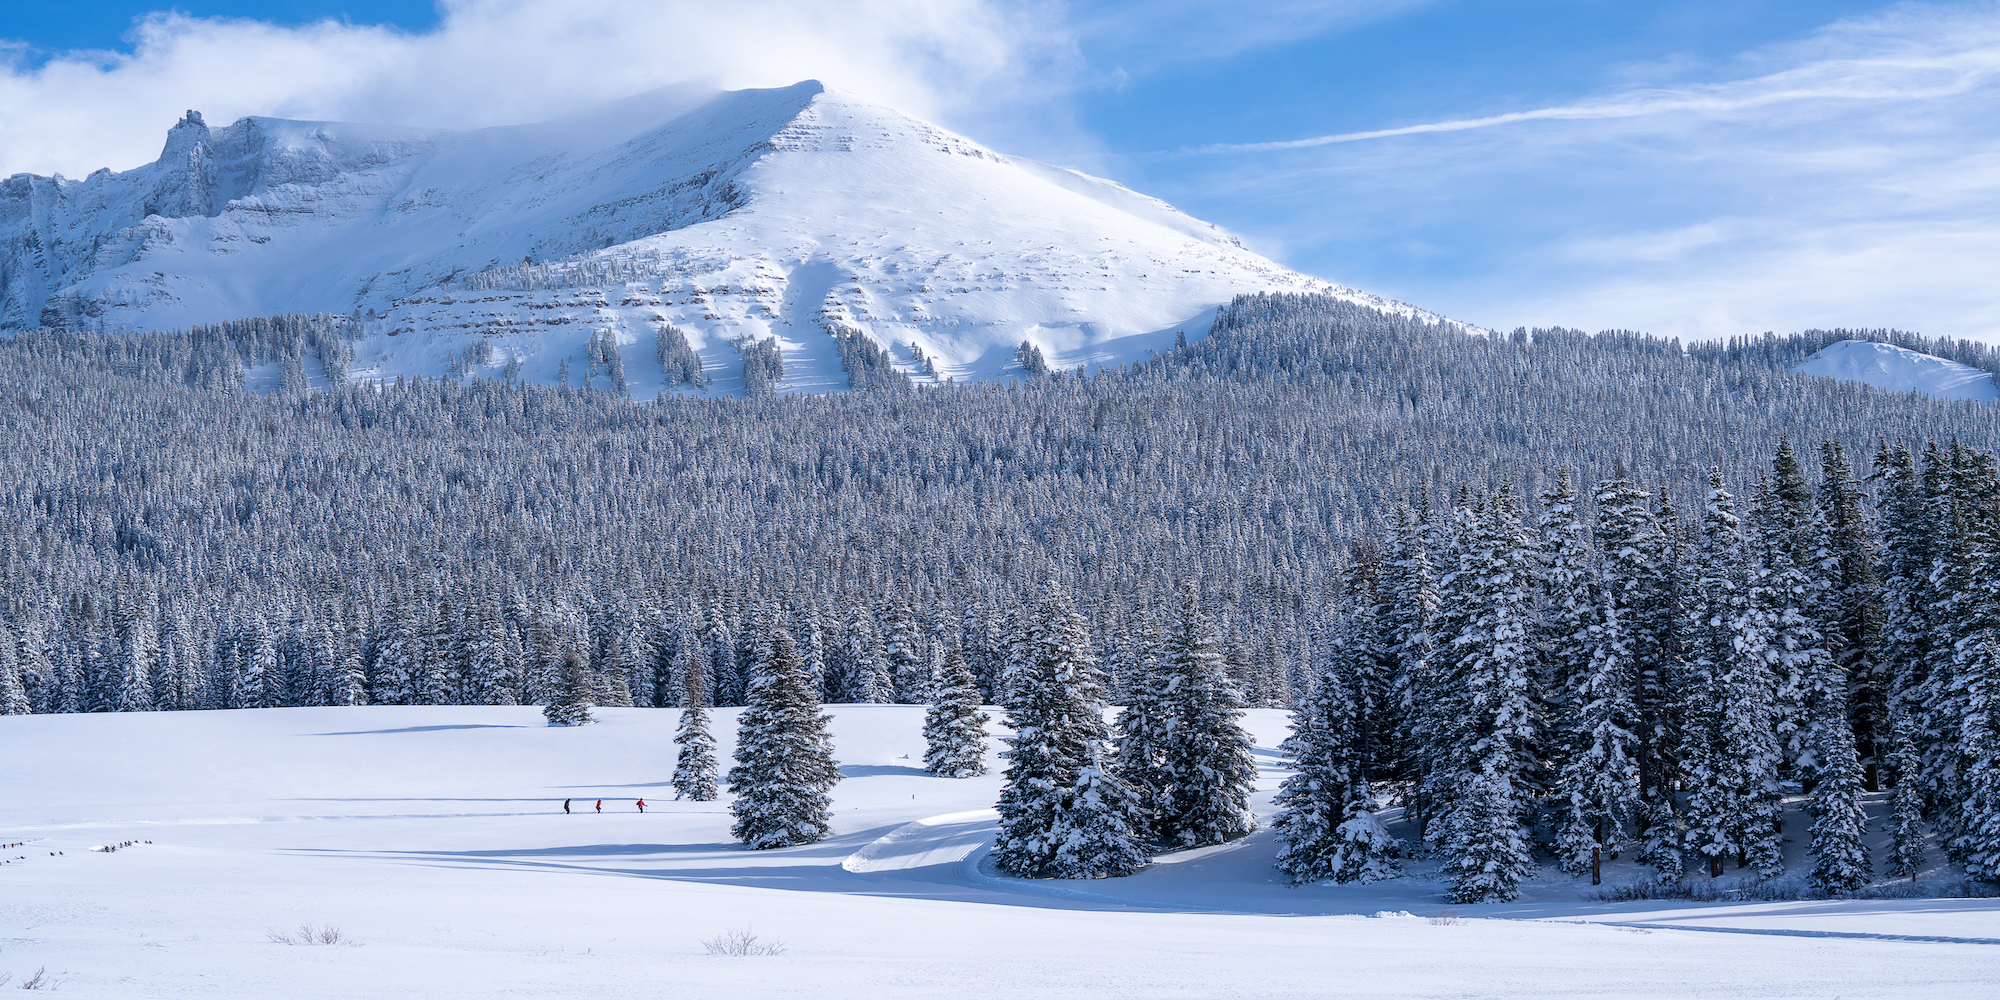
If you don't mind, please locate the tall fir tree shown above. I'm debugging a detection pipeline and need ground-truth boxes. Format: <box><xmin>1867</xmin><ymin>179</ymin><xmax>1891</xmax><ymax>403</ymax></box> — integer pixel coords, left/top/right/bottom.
<box><xmin>728</xmin><ymin>619</ymin><xmax>840</xmax><ymax>848</ymax></box>
<box><xmin>672</xmin><ymin>653</ymin><xmax>720</xmax><ymax>801</ymax></box>
<box><xmin>543</xmin><ymin>650</ymin><xmax>595</xmax><ymax>727</ymax></box>
<box><xmin>1045</xmin><ymin>743</ymin><xmax>1152</xmax><ymax>879</ymax></box>
<box><xmin>1273</xmin><ymin>637</ymin><xmax>1400</xmax><ymax>884</ymax></box>
<box><xmin>1153</xmin><ymin>587</ymin><xmax>1259</xmax><ymax>849</ymax></box>
<box><xmin>996</xmin><ymin>582</ymin><xmax>1143</xmax><ymax>877</ymax></box>
<box><xmin>923</xmin><ymin>647</ymin><xmax>991</xmax><ymax>778</ymax></box>
<box><xmin>1442</xmin><ymin>487</ymin><xmax>1543</xmax><ymax>903</ymax></box>
<box><xmin>1555</xmin><ymin>597</ymin><xmax>1642</xmax><ymax>878</ymax></box>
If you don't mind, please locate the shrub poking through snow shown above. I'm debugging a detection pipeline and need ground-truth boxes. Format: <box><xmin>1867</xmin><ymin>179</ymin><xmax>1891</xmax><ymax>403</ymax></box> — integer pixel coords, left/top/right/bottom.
<box><xmin>701</xmin><ymin>928</ymin><xmax>785</xmax><ymax>956</ymax></box>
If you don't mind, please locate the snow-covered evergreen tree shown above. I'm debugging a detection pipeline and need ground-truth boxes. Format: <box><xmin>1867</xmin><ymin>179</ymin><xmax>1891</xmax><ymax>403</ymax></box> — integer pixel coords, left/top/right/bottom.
<box><xmin>542</xmin><ymin>650</ymin><xmax>595</xmax><ymax>727</ymax></box>
<box><xmin>995</xmin><ymin>582</ymin><xmax>1128</xmax><ymax>877</ymax></box>
<box><xmin>0</xmin><ymin>622</ymin><xmax>28</xmax><ymax>716</ymax></box>
<box><xmin>1442</xmin><ymin>487</ymin><xmax>1543</xmax><ymax>902</ymax></box>
<box><xmin>114</xmin><ymin>594</ymin><xmax>157</xmax><ymax>713</ymax></box>
<box><xmin>672</xmin><ymin>662</ymin><xmax>720</xmax><ymax>802</ymax></box>
<box><xmin>1273</xmin><ymin>638</ymin><xmax>1399</xmax><ymax>884</ymax></box>
<box><xmin>728</xmin><ymin>619</ymin><xmax>841</xmax><ymax>848</ymax></box>
<box><xmin>884</xmin><ymin>601</ymin><xmax>930</xmax><ymax>704</ymax></box>
<box><xmin>1808</xmin><ymin>692</ymin><xmax>1871</xmax><ymax>893</ymax></box>
<box><xmin>923</xmin><ymin>647</ymin><xmax>990</xmax><ymax>777</ymax></box>
<box><xmin>1045</xmin><ymin>744</ymin><xmax>1151</xmax><ymax>879</ymax></box>
<box><xmin>1885</xmin><ymin>713</ymin><xmax>1928</xmax><ymax>880</ymax></box>
<box><xmin>1555</xmin><ymin>597</ymin><xmax>1641</xmax><ymax>877</ymax></box>
<box><xmin>335</xmin><ymin>655</ymin><xmax>367</xmax><ymax>706</ymax></box>
<box><xmin>1153</xmin><ymin>587</ymin><xmax>1259</xmax><ymax>849</ymax></box>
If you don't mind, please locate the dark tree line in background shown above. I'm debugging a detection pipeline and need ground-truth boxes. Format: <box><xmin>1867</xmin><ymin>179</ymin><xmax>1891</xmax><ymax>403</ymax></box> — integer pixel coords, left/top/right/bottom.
<box><xmin>1</xmin><ymin>294</ymin><xmax>1999</xmax><ymax>892</ymax></box>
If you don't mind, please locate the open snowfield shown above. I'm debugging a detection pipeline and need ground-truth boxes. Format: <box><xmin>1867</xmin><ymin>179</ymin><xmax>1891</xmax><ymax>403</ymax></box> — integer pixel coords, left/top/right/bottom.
<box><xmin>2</xmin><ymin>705</ymin><xmax>1995</xmax><ymax>999</ymax></box>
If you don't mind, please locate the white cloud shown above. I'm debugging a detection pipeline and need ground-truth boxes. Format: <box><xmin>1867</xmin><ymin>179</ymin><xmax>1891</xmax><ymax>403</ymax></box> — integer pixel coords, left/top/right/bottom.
<box><xmin>0</xmin><ymin>0</ymin><xmax>1076</xmax><ymax>177</ymax></box>
<box><xmin>1177</xmin><ymin>2</ymin><xmax>2000</xmax><ymax>342</ymax></box>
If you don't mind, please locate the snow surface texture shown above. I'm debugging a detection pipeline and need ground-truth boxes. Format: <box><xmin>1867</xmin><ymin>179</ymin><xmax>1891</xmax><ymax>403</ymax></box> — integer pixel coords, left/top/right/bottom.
<box><xmin>1794</xmin><ymin>340</ymin><xmax>2000</xmax><ymax>403</ymax></box>
<box><xmin>3</xmin><ymin>706</ymin><xmax>1994</xmax><ymax>999</ymax></box>
<box><xmin>0</xmin><ymin>82</ymin><xmax>1449</xmax><ymax>396</ymax></box>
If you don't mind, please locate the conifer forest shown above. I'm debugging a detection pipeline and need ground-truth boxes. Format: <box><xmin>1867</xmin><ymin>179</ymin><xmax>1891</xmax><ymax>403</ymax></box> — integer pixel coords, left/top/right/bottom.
<box><xmin>5</xmin><ymin>293</ymin><xmax>2000</xmax><ymax>901</ymax></box>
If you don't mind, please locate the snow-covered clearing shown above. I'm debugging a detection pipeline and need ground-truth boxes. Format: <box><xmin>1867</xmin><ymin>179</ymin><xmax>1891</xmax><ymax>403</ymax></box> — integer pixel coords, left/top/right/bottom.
<box><xmin>1794</xmin><ymin>340</ymin><xmax>1999</xmax><ymax>402</ymax></box>
<box><xmin>2</xmin><ymin>705</ymin><xmax>1993</xmax><ymax>998</ymax></box>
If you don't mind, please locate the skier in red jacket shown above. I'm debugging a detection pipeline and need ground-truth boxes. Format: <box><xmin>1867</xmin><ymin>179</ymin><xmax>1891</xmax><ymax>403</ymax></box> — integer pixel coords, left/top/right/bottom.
<box><xmin>594</xmin><ymin>799</ymin><xmax>602</xmax><ymax>813</ymax></box>
<box><xmin>637</xmin><ymin>798</ymin><xmax>646</xmax><ymax>813</ymax></box>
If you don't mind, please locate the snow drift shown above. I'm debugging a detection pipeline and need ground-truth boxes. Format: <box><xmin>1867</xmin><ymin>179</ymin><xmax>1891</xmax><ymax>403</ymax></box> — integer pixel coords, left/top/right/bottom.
<box><xmin>0</xmin><ymin>82</ymin><xmax>1446</xmax><ymax>395</ymax></box>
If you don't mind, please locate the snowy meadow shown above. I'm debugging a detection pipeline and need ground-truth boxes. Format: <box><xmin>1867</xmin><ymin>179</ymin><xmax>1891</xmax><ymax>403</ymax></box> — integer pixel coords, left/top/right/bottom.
<box><xmin>1</xmin><ymin>704</ymin><xmax>1994</xmax><ymax>999</ymax></box>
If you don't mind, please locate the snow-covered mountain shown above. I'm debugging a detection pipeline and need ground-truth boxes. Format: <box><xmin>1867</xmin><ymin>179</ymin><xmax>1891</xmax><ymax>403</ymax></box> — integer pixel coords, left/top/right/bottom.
<box><xmin>0</xmin><ymin>81</ymin><xmax>1445</xmax><ymax>395</ymax></box>
<box><xmin>1794</xmin><ymin>340</ymin><xmax>1999</xmax><ymax>403</ymax></box>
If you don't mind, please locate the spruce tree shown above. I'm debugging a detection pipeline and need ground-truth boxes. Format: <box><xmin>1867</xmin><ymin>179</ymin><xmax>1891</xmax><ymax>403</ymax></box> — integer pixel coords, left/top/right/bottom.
<box><xmin>0</xmin><ymin>623</ymin><xmax>28</xmax><ymax>715</ymax></box>
<box><xmin>1807</xmin><ymin>693</ymin><xmax>1871</xmax><ymax>894</ymax></box>
<box><xmin>1111</xmin><ymin>610</ymin><xmax>1170</xmax><ymax>835</ymax></box>
<box><xmin>1885</xmin><ymin>713</ymin><xmax>1928</xmax><ymax>880</ymax></box>
<box><xmin>543</xmin><ymin>651</ymin><xmax>595</xmax><ymax>727</ymax></box>
<box><xmin>672</xmin><ymin>658</ymin><xmax>720</xmax><ymax>801</ymax></box>
<box><xmin>1555</xmin><ymin>598</ymin><xmax>1641</xmax><ymax>877</ymax></box>
<box><xmin>1273</xmin><ymin>643</ymin><xmax>1399</xmax><ymax>884</ymax></box>
<box><xmin>727</xmin><ymin>620</ymin><xmax>840</xmax><ymax>848</ymax></box>
<box><xmin>923</xmin><ymin>647</ymin><xmax>990</xmax><ymax>777</ymax></box>
<box><xmin>1153</xmin><ymin>587</ymin><xmax>1259</xmax><ymax>849</ymax></box>
<box><xmin>335</xmin><ymin>655</ymin><xmax>368</xmax><ymax>706</ymax></box>
<box><xmin>1045</xmin><ymin>744</ymin><xmax>1151</xmax><ymax>879</ymax></box>
<box><xmin>1442</xmin><ymin>487</ymin><xmax>1543</xmax><ymax>903</ymax></box>
<box><xmin>996</xmin><ymin>582</ymin><xmax>1136</xmax><ymax>877</ymax></box>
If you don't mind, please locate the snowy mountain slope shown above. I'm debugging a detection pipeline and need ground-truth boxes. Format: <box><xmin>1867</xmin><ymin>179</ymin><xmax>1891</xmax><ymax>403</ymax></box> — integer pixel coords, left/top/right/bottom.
<box><xmin>0</xmin><ymin>82</ymin><xmax>1453</xmax><ymax>396</ymax></box>
<box><xmin>1794</xmin><ymin>340</ymin><xmax>1999</xmax><ymax>403</ymax></box>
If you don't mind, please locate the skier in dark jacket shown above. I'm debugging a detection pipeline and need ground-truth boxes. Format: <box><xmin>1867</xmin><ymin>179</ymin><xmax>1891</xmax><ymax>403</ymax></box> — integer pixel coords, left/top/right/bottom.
<box><xmin>563</xmin><ymin>798</ymin><xmax>571</xmax><ymax>814</ymax></box>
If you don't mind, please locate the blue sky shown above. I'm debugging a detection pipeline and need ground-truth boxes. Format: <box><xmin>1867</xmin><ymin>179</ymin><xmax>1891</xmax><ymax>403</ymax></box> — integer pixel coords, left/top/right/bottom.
<box><xmin>3</xmin><ymin>1</ymin><xmax>1996</xmax><ymax>341</ymax></box>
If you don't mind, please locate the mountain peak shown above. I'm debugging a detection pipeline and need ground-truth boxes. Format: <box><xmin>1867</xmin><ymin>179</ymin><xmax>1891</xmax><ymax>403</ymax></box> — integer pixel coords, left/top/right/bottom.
<box><xmin>2</xmin><ymin>85</ymin><xmax>1453</xmax><ymax>393</ymax></box>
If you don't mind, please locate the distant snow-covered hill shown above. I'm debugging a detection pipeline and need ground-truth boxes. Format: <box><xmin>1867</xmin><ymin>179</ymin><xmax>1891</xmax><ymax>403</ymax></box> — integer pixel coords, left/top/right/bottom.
<box><xmin>0</xmin><ymin>81</ymin><xmax>1452</xmax><ymax>395</ymax></box>
<box><xmin>1794</xmin><ymin>340</ymin><xmax>1999</xmax><ymax>403</ymax></box>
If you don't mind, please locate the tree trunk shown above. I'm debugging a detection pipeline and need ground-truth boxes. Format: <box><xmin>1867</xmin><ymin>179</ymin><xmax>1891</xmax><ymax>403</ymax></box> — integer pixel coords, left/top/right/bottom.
<box><xmin>1592</xmin><ymin>846</ymin><xmax>1601</xmax><ymax>886</ymax></box>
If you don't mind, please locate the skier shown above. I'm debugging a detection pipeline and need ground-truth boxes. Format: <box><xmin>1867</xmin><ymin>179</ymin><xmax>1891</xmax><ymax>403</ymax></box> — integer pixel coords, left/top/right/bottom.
<box><xmin>562</xmin><ymin>798</ymin><xmax>571</xmax><ymax>815</ymax></box>
<box><xmin>637</xmin><ymin>798</ymin><xmax>647</xmax><ymax>813</ymax></box>
<box><xmin>595</xmin><ymin>799</ymin><xmax>602</xmax><ymax>814</ymax></box>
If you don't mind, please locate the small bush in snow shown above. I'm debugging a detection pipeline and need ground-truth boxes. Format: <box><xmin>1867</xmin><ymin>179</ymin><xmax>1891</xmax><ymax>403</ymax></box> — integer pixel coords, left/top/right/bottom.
<box><xmin>701</xmin><ymin>928</ymin><xmax>786</xmax><ymax>956</ymax></box>
<box><xmin>266</xmin><ymin>923</ymin><xmax>355</xmax><ymax>945</ymax></box>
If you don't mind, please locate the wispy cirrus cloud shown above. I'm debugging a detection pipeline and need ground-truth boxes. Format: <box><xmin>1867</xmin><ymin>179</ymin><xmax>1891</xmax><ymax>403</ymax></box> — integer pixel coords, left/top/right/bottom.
<box><xmin>1168</xmin><ymin>2</ymin><xmax>2000</xmax><ymax>341</ymax></box>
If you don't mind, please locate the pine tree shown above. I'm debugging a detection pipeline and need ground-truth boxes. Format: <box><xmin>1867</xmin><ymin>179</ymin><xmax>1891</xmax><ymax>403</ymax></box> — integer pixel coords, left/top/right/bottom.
<box><xmin>923</xmin><ymin>648</ymin><xmax>990</xmax><ymax>777</ymax></box>
<box><xmin>1815</xmin><ymin>441</ymin><xmax>1884</xmax><ymax>788</ymax></box>
<box><xmin>1153</xmin><ymin>587</ymin><xmax>1259</xmax><ymax>849</ymax></box>
<box><xmin>1555</xmin><ymin>598</ymin><xmax>1642</xmax><ymax>877</ymax></box>
<box><xmin>1442</xmin><ymin>487</ymin><xmax>1543</xmax><ymax>903</ymax></box>
<box><xmin>727</xmin><ymin>619</ymin><xmax>841</xmax><ymax>848</ymax></box>
<box><xmin>1885</xmin><ymin>713</ymin><xmax>1928</xmax><ymax>880</ymax></box>
<box><xmin>995</xmin><ymin>582</ymin><xmax>1128</xmax><ymax>877</ymax></box>
<box><xmin>335</xmin><ymin>655</ymin><xmax>368</xmax><ymax>706</ymax></box>
<box><xmin>1273</xmin><ymin>644</ymin><xmax>1399</xmax><ymax>884</ymax></box>
<box><xmin>0</xmin><ymin>622</ymin><xmax>29</xmax><ymax>715</ymax></box>
<box><xmin>1045</xmin><ymin>745</ymin><xmax>1151</xmax><ymax>879</ymax></box>
<box><xmin>543</xmin><ymin>651</ymin><xmax>595</xmax><ymax>727</ymax></box>
<box><xmin>1807</xmin><ymin>692</ymin><xmax>1871</xmax><ymax>894</ymax></box>
<box><xmin>1110</xmin><ymin>611</ymin><xmax>1168</xmax><ymax>836</ymax></box>
<box><xmin>672</xmin><ymin>657</ymin><xmax>720</xmax><ymax>801</ymax></box>
<box><xmin>884</xmin><ymin>601</ymin><xmax>930</xmax><ymax>704</ymax></box>
<box><xmin>114</xmin><ymin>594</ymin><xmax>157</xmax><ymax>713</ymax></box>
